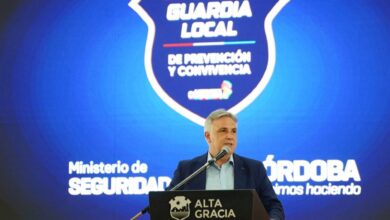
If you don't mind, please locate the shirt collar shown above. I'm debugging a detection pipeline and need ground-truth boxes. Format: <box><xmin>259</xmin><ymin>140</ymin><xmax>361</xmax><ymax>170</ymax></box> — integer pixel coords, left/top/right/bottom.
<box><xmin>207</xmin><ymin>151</ymin><xmax>234</xmax><ymax>165</ymax></box>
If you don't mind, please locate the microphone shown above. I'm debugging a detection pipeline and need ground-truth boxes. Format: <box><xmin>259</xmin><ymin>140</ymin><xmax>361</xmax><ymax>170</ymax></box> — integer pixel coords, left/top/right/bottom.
<box><xmin>130</xmin><ymin>146</ymin><xmax>230</xmax><ymax>220</ymax></box>
<box><xmin>214</xmin><ymin>146</ymin><xmax>230</xmax><ymax>161</ymax></box>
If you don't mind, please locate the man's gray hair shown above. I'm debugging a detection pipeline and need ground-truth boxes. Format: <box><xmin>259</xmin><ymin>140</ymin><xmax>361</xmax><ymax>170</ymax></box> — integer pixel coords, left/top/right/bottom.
<box><xmin>204</xmin><ymin>109</ymin><xmax>237</xmax><ymax>132</ymax></box>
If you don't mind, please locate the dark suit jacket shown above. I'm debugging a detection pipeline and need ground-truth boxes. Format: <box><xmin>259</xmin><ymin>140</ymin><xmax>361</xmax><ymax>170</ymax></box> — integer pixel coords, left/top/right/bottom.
<box><xmin>169</xmin><ymin>153</ymin><xmax>285</xmax><ymax>220</ymax></box>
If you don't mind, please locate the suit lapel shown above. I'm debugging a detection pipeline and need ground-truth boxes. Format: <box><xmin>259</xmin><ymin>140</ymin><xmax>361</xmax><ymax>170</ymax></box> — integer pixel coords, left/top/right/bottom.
<box><xmin>188</xmin><ymin>153</ymin><xmax>207</xmax><ymax>190</ymax></box>
<box><xmin>234</xmin><ymin>154</ymin><xmax>248</xmax><ymax>189</ymax></box>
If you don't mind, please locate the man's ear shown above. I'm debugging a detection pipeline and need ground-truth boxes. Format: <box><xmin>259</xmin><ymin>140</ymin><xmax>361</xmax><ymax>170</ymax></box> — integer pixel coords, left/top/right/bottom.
<box><xmin>204</xmin><ymin>131</ymin><xmax>211</xmax><ymax>144</ymax></box>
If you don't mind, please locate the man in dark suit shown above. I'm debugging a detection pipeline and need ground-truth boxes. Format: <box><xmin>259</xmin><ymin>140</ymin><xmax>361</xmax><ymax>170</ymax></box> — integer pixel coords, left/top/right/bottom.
<box><xmin>169</xmin><ymin>109</ymin><xmax>285</xmax><ymax>220</ymax></box>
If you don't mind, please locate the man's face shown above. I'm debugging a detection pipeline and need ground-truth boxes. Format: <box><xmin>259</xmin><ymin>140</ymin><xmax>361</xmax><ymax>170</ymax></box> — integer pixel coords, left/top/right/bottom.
<box><xmin>205</xmin><ymin>116</ymin><xmax>237</xmax><ymax>158</ymax></box>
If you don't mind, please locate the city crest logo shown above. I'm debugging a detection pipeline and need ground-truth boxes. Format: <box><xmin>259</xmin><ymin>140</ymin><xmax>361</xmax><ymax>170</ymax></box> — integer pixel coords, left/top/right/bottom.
<box><xmin>129</xmin><ymin>0</ymin><xmax>289</xmax><ymax>125</ymax></box>
<box><xmin>169</xmin><ymin>196</ymin><xmax>191</xmax><ymax>220</ymax></box>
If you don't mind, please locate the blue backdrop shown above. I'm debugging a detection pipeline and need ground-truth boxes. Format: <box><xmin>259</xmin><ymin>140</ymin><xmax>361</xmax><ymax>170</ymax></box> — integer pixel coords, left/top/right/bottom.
<box><xmin>1</xmin><ymin>0</ymin><xmax>389</xmax><ymax>219</ymax></box>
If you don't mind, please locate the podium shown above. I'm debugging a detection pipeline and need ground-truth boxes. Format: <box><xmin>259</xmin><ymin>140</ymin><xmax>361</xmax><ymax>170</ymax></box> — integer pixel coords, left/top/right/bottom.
<box><xmin>148</xmin><ymin>189</ymin><xmax>269</xmax><ymax>220</ymax></box>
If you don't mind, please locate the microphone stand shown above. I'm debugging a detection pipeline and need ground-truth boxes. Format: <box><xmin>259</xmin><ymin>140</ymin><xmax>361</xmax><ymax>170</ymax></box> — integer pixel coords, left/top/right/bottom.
<box><xmin>130</xmin><ymin>159</ymin><xmax>216</xmax><ymax>220</ymax></box>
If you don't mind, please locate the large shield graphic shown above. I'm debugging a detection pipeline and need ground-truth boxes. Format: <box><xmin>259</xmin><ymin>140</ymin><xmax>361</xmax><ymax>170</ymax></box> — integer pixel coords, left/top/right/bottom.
<box><xmin>129</xmin><ymin>0</ymin><xmax>289</xmax><ymax>125</ymax></box>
